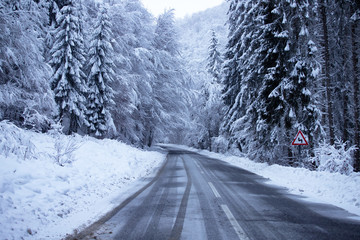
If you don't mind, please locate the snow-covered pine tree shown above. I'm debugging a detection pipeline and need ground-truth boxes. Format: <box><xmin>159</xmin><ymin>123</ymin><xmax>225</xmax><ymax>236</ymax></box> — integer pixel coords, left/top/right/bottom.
<box><xmin>86</xmin><ymin>6</ymin><xmax>115</xmax><ymax>138</ymax></box>
<box><xmin>197</xmin><ymin>29</ymin><xmax>225</xmax><ymax>151</ymax></box>
<box><xmin>154</xmin><ymin>9</ymin><xmax>179</xmax><ymax>56</ymax></box>
<box><xmin>222</xmin><ymin>0</ymin><xmax>268</xmax><ymax>153</ymax></box>
<box><xmin>222</xmin><ymin>0</ymin><xmax>250</xmax><ymax>151</ymax></box>
<box><xmin>44</xmin><ymin>1</ymin><xmax>59</xmax><ymax>63</ymax></box>
<box><xmin>76</xmin><ymin>0</ymin><xmax>87</xmax><ymax>49</ymax></box>
<box><xmin>49</xmin><ymin>0</ymin><xmax>88</xmax><ymax>135</ymax></box>
<box><xmin>199</xmin><ymin>80</ymin><xmax>225</xmax><ymax>151</ymax></box>
<box><xmin>222</xmin><ymin>0</ymin><xmax>242</xmax><ymax>110</ymax></box>
<box><xmin>47</xmin><ymin>0</ymin><xmax>60</xmax><ymax>27</ymax></box>
<box><xmin>249</xmin><ymin>0</ymin><xmax>292</xmax><ymax>163</ymax></box>
<box><xmin>222</xmin><ymin>0</ymin><xmax>321</xmax><ymax>164</ymax></box>
<box><xmin>207</xmin><ymin>30</ymin><xmax>223</xmax><ymax>84</ymax></box>
<box><xmin>283</xmin><ymin>0</ymin><xmax>321</xmax><ymax>165</ymax></box>
<box><xmin>236</xmin><ymin>0</ymin><xmax>269</xmax><ymax>157</ymax></box>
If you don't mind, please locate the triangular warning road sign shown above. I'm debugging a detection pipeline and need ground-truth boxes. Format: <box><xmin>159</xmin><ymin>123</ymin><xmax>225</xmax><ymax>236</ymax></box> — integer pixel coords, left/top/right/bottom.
<box><xmin>292</xmin><ymin>130</ymin><xmax>309</xmax><ymax>146</ymax></box>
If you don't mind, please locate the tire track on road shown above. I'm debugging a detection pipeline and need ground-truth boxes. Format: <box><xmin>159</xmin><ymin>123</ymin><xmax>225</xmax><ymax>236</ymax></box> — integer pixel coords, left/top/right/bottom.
<box><xmin>169</xmin><ymin>157</ymin><xmax>192</xmax><ymax>240</ymax></box>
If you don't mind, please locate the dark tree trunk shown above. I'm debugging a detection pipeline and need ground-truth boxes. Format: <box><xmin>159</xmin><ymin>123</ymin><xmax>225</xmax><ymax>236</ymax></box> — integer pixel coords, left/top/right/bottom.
<box><xmin>343</xmin><ymin>93</ymin><xmax>349</xmax><ymax>143</ymax></box>
<box><xmin>68</xmin><ymin>112</ymin><xmax>78</xmax><ymax>135</ymax></box>
<box><xmin>340</xmin><ymin>5</ymin><xmax>350</xmax><ymax>145</ymax></box>
<box><xmin>319</xmin><ymin>0</ymin><xmax>335</xmax><ymax>145</ymax></box>
<box><xmin>147</xmin><ymin>129</ymin><xmax>153</xmax><ymax>147</ymax></box>
<box><xmin>352</xmin><ymin>15</ymin><xmax>360</xmax><ymax>172</ymax></box>
<box><xmin>208</xmin><ymin>129</ymin><xmax>212</xmax><ymax>152</ymax></box>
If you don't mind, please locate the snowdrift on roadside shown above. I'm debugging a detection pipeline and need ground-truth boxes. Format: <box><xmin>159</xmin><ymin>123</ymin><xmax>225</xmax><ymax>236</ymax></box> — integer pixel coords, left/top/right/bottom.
<box><xmin>0</xmin><ymin>122</ymin><xmax>165</xmax><ymax>240</ymax></box>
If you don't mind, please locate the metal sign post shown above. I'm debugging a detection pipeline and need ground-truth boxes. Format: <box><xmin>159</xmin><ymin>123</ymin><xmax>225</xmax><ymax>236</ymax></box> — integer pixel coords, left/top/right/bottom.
<box><xmin>292</xmin><ymin>130</ymin><xmax>309</xmax><ymax>162</ymax></box>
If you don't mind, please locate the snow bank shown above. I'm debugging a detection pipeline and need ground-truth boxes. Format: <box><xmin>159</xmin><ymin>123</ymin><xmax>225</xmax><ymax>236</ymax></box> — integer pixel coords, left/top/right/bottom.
<box><xmin>0</xmin><ymin>122</ymin><xmax>165</xmax><ymax>240</ymax></box>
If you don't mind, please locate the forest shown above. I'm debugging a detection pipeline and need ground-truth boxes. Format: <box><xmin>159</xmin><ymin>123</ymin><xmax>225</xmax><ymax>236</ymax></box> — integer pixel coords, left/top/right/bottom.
<box><xmin>1</xmin><ymin>0</ymin><xmax>360</xmax><ymax>174</ymax></box>
<box><xmin>220</xmin><ymin>0</ymin><xmax>360</xmax><ymax>173</ymax></box>
<box><xmin>0</xmin><ymin>0</ymin><xmax>192</xmax><ymax>147</ymax></box>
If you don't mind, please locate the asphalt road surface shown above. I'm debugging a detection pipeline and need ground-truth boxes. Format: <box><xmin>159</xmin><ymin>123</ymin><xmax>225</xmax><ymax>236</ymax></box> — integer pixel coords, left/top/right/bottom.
<box><xmin>71</xmin><ymin>145</ymin><xmax>360</xmax><ymax>240</ymax></box>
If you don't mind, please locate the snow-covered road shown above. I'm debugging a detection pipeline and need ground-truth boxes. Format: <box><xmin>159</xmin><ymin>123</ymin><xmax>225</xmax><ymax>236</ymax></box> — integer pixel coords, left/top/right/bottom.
<box><xmin>71</xmin><ymin>145</ymin><xmax>360</xmax><ymax>240</ymax></box>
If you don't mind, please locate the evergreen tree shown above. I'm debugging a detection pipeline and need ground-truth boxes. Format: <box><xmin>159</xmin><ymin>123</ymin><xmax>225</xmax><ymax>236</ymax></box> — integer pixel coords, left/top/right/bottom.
<box><xmin>253</xmin><ymin>0</ymin><xmax>291</xmax><ymax>163</ymax></box>
<box><xmin>49</xmin><ymin>0</ymin><xmax>88</xmax><ymax>135</ymax></box>
<box><xmin>197</xmin><ymin>29</ymin><xmax>224</xmax><ymax>151</ymax></box>
<box><xmin>284</xmin><ymin>0</ymin><xmax>321</xmax><ymax>164</ymax></box>
<box><xmin>222</xmin><ymin>0</ymin><xmax>248</xmax><ymax>150</ymax></box>
<box><xmin>223</xmin><ymin>0</ymin><xmax>268</xmax><ymax>153</ymax></box>
<box><xmin>207</xmin><ymin>30</ymin><xmax>223</xmax><ymax>84</ymax></box>
<box><xmin>223</xmin><ymin>0</ymin><xmax>321</xmax><ymax>164</ymax></box>
<box><xmin>86</xmin><ymin>6</ymin><xmax>115</xmax><ymax>138</ymax></box>
<box><xmin>154</xmin><ymin>9</ymin><xmax>179</xmax><ymax>56</ymax></box>
<box><xmin>222</xmin><ymin>0</ymin><xmax>265</xmax><ymax>151</ymax></box>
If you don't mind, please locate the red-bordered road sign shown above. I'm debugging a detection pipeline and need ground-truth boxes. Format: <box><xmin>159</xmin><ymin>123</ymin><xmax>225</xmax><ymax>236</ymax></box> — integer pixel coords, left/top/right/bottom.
<box><xmin>292</xmin><ymin>130</ymin><xmax>309</xmax><ymax>146</ymax></box>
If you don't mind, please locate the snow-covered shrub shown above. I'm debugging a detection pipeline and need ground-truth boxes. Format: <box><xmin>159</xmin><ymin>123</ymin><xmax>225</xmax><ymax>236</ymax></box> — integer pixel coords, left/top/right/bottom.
<box><xmin>23</xmin><ymin>108</ymin><xmax>52</xmax><ymax>133</ymax></box>
<box><xmin>311</xmin><ymin>139</ymin><xmax>355</xmax><ymax>175</ymax></box>
<box><xmin>212</xmin><ymin>136</ymin><xmax>229</xmax><ymax>153</ymax></box>
<box><xmin>53</xmin><ymin>135</ymin><xmax>81</xmax><ymax>167</ymax></box>
<box><xmin>0</xmin><ymin>121</ymin><xmax>35</xmax><ymax>160</ymax></box>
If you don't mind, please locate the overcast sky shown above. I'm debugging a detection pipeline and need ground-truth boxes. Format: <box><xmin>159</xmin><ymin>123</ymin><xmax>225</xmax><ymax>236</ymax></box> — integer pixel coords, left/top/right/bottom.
<box><xmin>141</xmin><ymin>0</ymin><xmax>224</xmax><ymax>19</ymax></box>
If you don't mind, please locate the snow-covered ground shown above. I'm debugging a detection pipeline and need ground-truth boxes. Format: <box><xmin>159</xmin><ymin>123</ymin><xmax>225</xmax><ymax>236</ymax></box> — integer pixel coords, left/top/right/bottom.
<box><xmin>166</xmin><ymin>144</ymin><xmax>360</xmax><ymax>218</ymax></box>
<box><xmin>0</xmin><ymin>122</ymin><xmax>165</xmax><ymax>240</ymax></box>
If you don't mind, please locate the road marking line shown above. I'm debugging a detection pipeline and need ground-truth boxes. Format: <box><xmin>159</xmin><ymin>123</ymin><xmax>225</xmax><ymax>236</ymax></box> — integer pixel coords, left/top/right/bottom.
<box><xmin>221</xmin><ymin>204</ymin><xmax>250</xmax><ymax>240</ymax></box>
<box><xmin>208</xmin><ymin>182</ymin><xmax>221</xmax><ymax>198</ymax></box>
<box><xmin>195</xmin><ymin>161</ymin><xmax>205</xmax><ymax>174</ymax></box>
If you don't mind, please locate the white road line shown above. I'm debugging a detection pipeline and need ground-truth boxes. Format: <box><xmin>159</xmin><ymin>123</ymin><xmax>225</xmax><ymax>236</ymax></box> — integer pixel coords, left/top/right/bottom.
<box><xmin>195</xmin><ymin>161</ymin><xmax>205</xmax><ymax>174</ymax></box>
<box><xmin>221</xmin><ymin>204</ymin><xmax>250</xmax><ymax>240</ymax></box>
<box><xmin>195</xmin><ymin>161</ymin><xmax>201</xmax><ymax>168</ymax></box>
<box><xmin>208</xmin><ymin>182</ymin><xmax>221</xmax><ymax>198</ymax></box>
